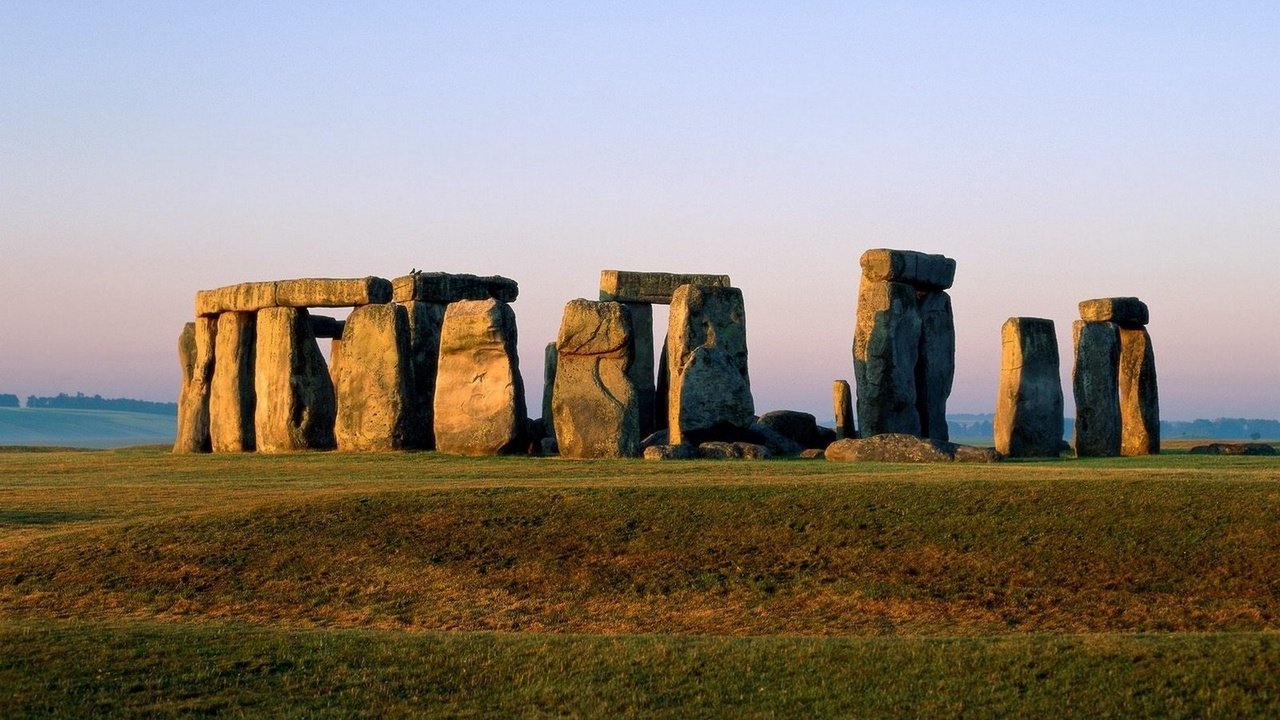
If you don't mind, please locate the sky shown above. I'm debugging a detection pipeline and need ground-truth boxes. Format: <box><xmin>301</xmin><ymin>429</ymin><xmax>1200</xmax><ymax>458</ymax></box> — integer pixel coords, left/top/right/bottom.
<box><xmin>1</xmin><ymin>2</ymin><xmax>1277</xmax><ymax>421</ymax></box>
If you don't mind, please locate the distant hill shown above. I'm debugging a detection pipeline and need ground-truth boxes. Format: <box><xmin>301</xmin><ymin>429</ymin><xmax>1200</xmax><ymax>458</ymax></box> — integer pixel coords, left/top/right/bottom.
<box><xmin>0</xmin><ymin>408</ymin><xmax>175</xmax><ymax>449</ymax></box>
<box><xmin>948</xmin><ymin>414</ymin><xmax>1280</xmax><ymax>444</ymax></box>
<box><xmin>24</xmin><ymin>393</ymin><xmax>177</xmax><ymax>416</ymax></box>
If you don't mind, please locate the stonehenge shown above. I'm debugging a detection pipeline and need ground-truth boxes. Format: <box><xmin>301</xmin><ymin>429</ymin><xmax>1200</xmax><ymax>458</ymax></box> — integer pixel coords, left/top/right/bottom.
<box><xmin>993</xmin><ymin>317</ymin><xmax>1063</xmax><ymax>457</ymax></box>
<box><xmin>853</xmin><ymin>249</ymin><xmax>955</xmax><ymax>441</ymax></box>
<box><xmin>1072</xmin><ymin>297</ymin><xmax>1159</xmax><ymax>456</ymax></box>
<box><xmin>175</xmin><ymin>260</ymin><xmax>1160</xmax><ymax>464</ymax></box>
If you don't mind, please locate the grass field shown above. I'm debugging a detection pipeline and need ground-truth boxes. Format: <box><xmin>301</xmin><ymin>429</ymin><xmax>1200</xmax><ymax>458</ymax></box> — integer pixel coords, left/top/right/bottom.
<box><xmin>1</xmin><ymin>446</ymin><xmax>1277</xmax><ymax>716</ymax></box>
<box><xmin>0</xmin><ymin>407</ymin><xmax>174</xmax><ymax>449</ymax></box>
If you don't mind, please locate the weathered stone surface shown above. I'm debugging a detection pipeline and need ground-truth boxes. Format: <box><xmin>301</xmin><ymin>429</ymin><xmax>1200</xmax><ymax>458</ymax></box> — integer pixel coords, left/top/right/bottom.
<box><xmin>328</xmin><ymin>339</ymin><xmax>344</xmax><ymax>387</ymax></box>
<box><xmin>333</xmin><ymin>304</ymin><xmax>414</xmax><ymax>451</ymax></box>
<box><xmin>541</xmin><ymin>341</ymin><xmax>557</xmax><ymax>440</ymax></box>
<box><xmin>833</xmin><ymin>379</ymin><xmax>856</xmax><ymax>440</ymax></box>
<box><xmin>641</xmin><ymin>429</ymin><xmax>669</xmax><ymax>448</ymax></box>
<box><xmin>391</xmin><ymin>273</ymin><xmax>518</xmax><ymax>304</ymax></box>
<box><xmin>697</xmin><ymin>441</ymin><xmax>771</xmax><ymax>460</ymax></box>
<box><xmin>859</xmin><ymin>249</ymin><xmax>956</xmax><ymax>290</ymax></box>
<box><xmin>433</xmin><ymin>299</ymin><xmax>527</xmax><ymax>455</ymax></box>
<box><xmin>1119</xmin><ymin>327</ymin><xmax>1160</xmax><ymax>456</ymax></box>
<box><xmin>1079</xmin><ymin>297</ymin><xmax>1149</xmax><ymax>327</ymax></box>
<box><xmin>197</xmin><ymin>277</ymin><xmax>392</xmax><ymax>316</ymax></box>
<box><xmin>599</xmin><ymin>270</ymin><xmax>731</xmax><ymax>304</ymax></box>
<box><xmin>667</xmin><ymin>285</ymin><xmax>754</xmax><ymax>444</ymax></box>
<box><xmin>643</xmin><ymin>443</ymin><xmax>696</xmax><ymax>460</ymax></box>
<box><xmin>853</xmin><ymin>279</ymin><xmax>921</xmax><ymax>438</ymax></box>
<box><xmin>402</xmin><ymin>301</ymin><xmax>446</xmax><ymax>449</ymax></box>
<box><xmin>1072</xmin><ymin>320</ymin><xmax>1121</xmax><ymax>457</ymax></box>
<box><xmin>654</xmin><ymin>338</ymin><xmax>669</xmax><ymax>431</ymax></box>
<box><xmin>540</xmin><ymin>437</ymin><xmax>560</xmax><ymax>456</ymax></box>
<box><xmin>308</xmin><ymin>315</ymin><xmax>345</xmax><ymax>339</ymax></box>
<box><xmin>757</xmin><ymin>410</ymin><xmax>826</xmax><ymax>449</ymax></box>
<box><xmin>993</xmin><ymin>317</ymin><xmax>1063</xmax><ymax>458</ymax></box>
<box><xmin>254</xmin><ymin>307</ymin><xmax>336</xmax><ymax>452</ymax></box>
<box><xmin>173</xmin><ymin>318</ymin><xmax>216</xmax><ymax>453</ymax></box>
<box><xmin>1189</xmin><ymin>443</ymin><xmax>1276</xmax><ymax>456</ymax></box>
<box><xmin>915</xmin><ymin>291</ymin><xmax>954</xmax><ymax>441</ymax></box>
<box><xmin>622</xmin><ymin>303</ymin><xmax>656</xmax><ymax>436</ymax></box>
<box><xmin>815</xmin><ymin>425</ymin><xmax>837</xmax><ymax>447</ymax></box>
<box><xmin>825</xmin><ymin>434</ymin><xmax>1000</xmax><ymax>463</ymax></box>
<box><xmin>209</xmin><ymin>312</ymin><xmax>256</xmax><ymax>453</ymax></box>
<box><xmin>747</xmin><ymin>421</ymin><xmax>805</xmax><ymax>456</ymax></box>
<box><xmin>799</xmin><ymin>448</ymin><xmax>826</xmax><ymax>460</ymax></box>
<box><xmin>552</xmin><ymin>299</ymin><xmax>639</xmax><ymax>458</ymax></box>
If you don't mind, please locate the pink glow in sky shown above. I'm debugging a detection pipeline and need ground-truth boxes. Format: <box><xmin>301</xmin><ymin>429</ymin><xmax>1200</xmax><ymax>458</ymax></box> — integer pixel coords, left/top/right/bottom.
<box><xmin>2</xmin><ymin>3</ymin><xmax>1277</xmax><ymax>421</ymax></box>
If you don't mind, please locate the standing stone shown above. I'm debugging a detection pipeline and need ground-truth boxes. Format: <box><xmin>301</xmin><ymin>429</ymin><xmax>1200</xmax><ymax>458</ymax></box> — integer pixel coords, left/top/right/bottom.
<box><xmin>667</xmin><ymin>285</ymin><xmax>754</xmax><ymax>444</ymax></box>
<box><xmin>1072</xmin><ymin>320</ymin><xmax>1121</xmax><ymax>457</ymax></box>
<box><xmin>333</xmin><ymin>304</ymin><xmax>415</xmax><ymax>451</ymax></box>
<box><xmin>209</xmin><ymin>312</ymin><xmax>256</xmax><ymax>453</ymax></box>
<box><xmin>433</xmin><ymin>299</ymin><xmax>527</xmax><ymax>455</ymax></box>
<box><xmin>833</xmin><ymin>380</ymin><xmax>856</xmax><ymax>440</ymax></box>
<box><xmin>542</xmin><ymin>341</ymin><xmax>557</xmax><ymax>440</ymax></box>
<box><xmin>174</xmin><ymin>318</ymin><xmax>216</xmax><ymax>453</ymax></box>
<box><xmin>853</xmin><ymin>279</ymin><xmax>921</xmax><ymax>438</ymax></box>
<box><xmin>994</xmin><ymin>317</ymin><xmax>1063</xmax><ymax>458</ymax></box>
<box><xmin>254</xmin><ymin>307</ymin><xmax>336</xmax><ymax>453</ymax></box>
<box><xmin>402</xmin><ymin>301</ymin><xmax>446</xmax><ymax>449</ymax></box>
<box><xmin>622</xmin><ymin>302</ymin><xmax>656</xmax><ymax>436</ymax></box>
<box><xmin>654</xmin><ymin>338</ymin><xmax>670</xmax><ymax>431</ymax></box>
<box><xmin>328</xmin><ymin>338</ymin><xmax>343</xmax><ymax>388</ymax></box>
<box><xmin>915</xmin><ymin>291</ymin><xmax>954</xmax><ymax>441</ymax></box>
<box><xmin>552</xmin><ymin>299</ymin><xmax>640</xmax><ymax>458</ymax></box>
<box><xmin>1119</xmin><ymin>327</ymin><xmax>1160</xmax><ymax>456</ymax></box>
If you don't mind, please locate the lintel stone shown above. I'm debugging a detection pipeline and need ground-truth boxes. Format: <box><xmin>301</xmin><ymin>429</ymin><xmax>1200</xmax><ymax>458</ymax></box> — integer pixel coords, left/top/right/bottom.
<box><xmin>196</xmin><ymin>277</ymin><xmax>392</xmax><ymax>316</ymax></box>
<box><xmin>1079</xmin><ymin>297</ymin><xmax>1149</xmax><ymax>327</ymax></box>
<box><xmin>599</xmin><ymin>270</ymin><xmax>731</xmax><ymax>304</ymax></box>
<box><xmin>391</xmin><ymin>273</ymin><xmax>518</xmax><ymax>304</ymax></box>
<box><xmin>859</xmin><ymin>249</ymin><xmax>955</xmax><ymax>290</ymax></box>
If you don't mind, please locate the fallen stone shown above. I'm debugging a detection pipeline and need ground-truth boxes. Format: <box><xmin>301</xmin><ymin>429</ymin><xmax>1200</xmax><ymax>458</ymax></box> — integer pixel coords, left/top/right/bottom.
<box><xmin>641</xmin><ymin>429</ymin><xmax>670</xmax><ymax>448</ymax></box>
<box><xmin>333</xmin><ymin>303</ymin><xmax>415</xmax><ymax>451</ymax></box>
<box><xmin>552</xmin><ymin>299</ymin><xmax>640</xmax><ymax>458</ymax></box>
<box><xmin>1079</xmin><ymin>297</ymin><xmax>1149</xmax><ymax>327</ymax></box>
<box><xmin>1188</xmin><ymin>443</ymin><xmax>1276</xmax><ymax>456</ymax></box>
<box><xmin>799</xmin><ymin>448</ymin><xmax>826</xmax><ymax>460</ymax></box>
<box><xmin>916</xmin><ymin>291</ymin><xmax>955</xmax><ymax>442</ymax></box>
<box><xmin>254</xmin><ymin>307</ymin><xmax>337</xmax><ymax>452</ymax></box>
<box><xmin>210</xmin><ymin>312</ymin><xmax>256</xmax><ymax>453</ymax></box>
<box><xmin>402</xmin><ymin>301</ymin><xmax>446</xmax><ymax>449</ymax></box>
<box><xmin>993</xmin><ymin>317</ymin><xmax>1063</xmax><ymax>458</ymax></box>
<box><xmin>824</xmin><ymin>434</ymin><xmax>1000</xmax><ymax>463</ymax></box>
<box><xmin>853</xmin><ymin>279</ymin><xmax>921</xmax><ymax>438</ymax></box>
<box><xmin>1072</xmin><ymin>320</ymin><xmax>1121</xmax><ymax>457</ymax></box>
<box><xmin>815</xmin><ymin>426</ymin><xmax>837</xmax><ymax>447</ymax></box>
<box><xmin>757</xmin><ymin>410</ymin><xmax>826</xmax><ymax>449</ymax></box>
<box><xmin>859</xmin><ymin>249</ymin><xmax>956</xmax><ymax>290</ymax></box>
<box><xmin>391</xmin><ymin>273</ymin><xmax>519</xmax><ymax>304</ymax></box>
<box><xmin>173</xmin><ymin>318</ymin><xmax>216</xmax><ymax>453</ymax></box>
<box><xmin>433</xmin><ymin>299</ymin><xmax>527</xmax><ymax>455</ymax></box>
<box><xmin>599</xmin><ymin>270</ymin><xmax>731</xmax><ymax>304</ymax></box>
<box><xmin>747</xmin><ymin>421</ymin><xmax>805</xmax><ymax>456</ymax></box>
<box><xmin>667</xmin><ymin>285</ymin><xmax>754</xmax><ymax>444</ymax></box>
<box><xmin>1119</xmin><ymin>326</ymin><xmax>1160</xmax><ymax>456</ymax></box>
<box><xmin>833</xmin><ymin>379</ymin><xmax>856</xmax><ymax>440</ymax></box>
<box><xmin>197</xmin><ymin>277</ymin><xmax>392</xmax><ymax>315</ymax></box>
<box><xmin>643</xmin><ymin>443</ymin><xmax>696</xmax><ymax>460</ymax></box>
<box><xmin>697</xmin><ymin>441</ymin><xmax>771</xmax><ymax>460</ymax></box>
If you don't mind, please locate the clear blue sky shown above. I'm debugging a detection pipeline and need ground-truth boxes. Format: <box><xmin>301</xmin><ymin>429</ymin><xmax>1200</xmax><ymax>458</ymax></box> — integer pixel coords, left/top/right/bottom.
<box><xmin>2</xmin><ymin>2</ymin><xmax>1277</xmax><ymax>420</ymax></box>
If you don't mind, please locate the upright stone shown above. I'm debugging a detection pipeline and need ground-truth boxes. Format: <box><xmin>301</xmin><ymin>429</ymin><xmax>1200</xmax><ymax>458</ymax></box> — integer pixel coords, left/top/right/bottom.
<box><xmin>622</xmin><ymin>303</ymin><xmax>656</xmax><ymax>435</ymax></box>
<box><xmin>833</xmin><ymin>379</ymin><xmax>856</xmax><ymax>440</ymax></box>
<box><xmin>254</xmin><ymin>307</ymin><xmax>336</xmax><ymax>452</ymax></box>
<box><xmin>916</xmin><ymin>291</ymin><xmax>954</xmax><ymax>441</ymax></box>
<box><xmin>542</xmin><ymin>341</ymin><xmax>557</xmax><ymax>439</ymax></box>
<box><xmin>667</xmin><ymin>285</ymin><xmax>754</xmax><ymax>444</ymax></box>
<box><xmin>552</xmin><ymin>299</ymin><xmax>640</xmax><ymax>458</ymax></box>
<box><xmin>433</xmin><ymin>299</ymin><xmax>527</xmax><ymax>455</ymax></box>
<box><xmin>209</xmin><ymin>312</ymin><xmax>256</xmax><ymax>452</ymax></box>
<box><xmin>173</xmin><ymin>318</ymin><xmax>216</xmax><ymax>453</ymax></box>
<box><xmin>402</xmin><ymin>301</ymin><xmax>446</xmax><ymax>449</ymax></box>
<box><xmin>1119</xmin><ymin>327</ymin><xmax>1160</xmax><ymax>456</ymax></box>
<box><xmin>333</xmin><ymin>304</ymin><xmax>414</xmax><ymax>451</ymax></box>
<box><xmin>1072</xmin><ymin>320</ymin><xmax>1121</xmax><ymax>457</ymax></box>
<box><xmin>994</xmin><ymin>317</ymin><xmax>1063</xmax><ymax>458</ymax></box>
<box><xmin>853</xmin><ymin>278</ymin><xmax>921</xmax><ymax>437</ymax></box>
<box><xmin>654</xmin><ymin>338</ymin><xmax>670</xmax><ymax>431</ymax></box>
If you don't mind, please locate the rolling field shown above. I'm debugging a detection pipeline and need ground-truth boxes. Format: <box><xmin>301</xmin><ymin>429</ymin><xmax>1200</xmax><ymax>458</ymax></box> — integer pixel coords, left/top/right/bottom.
<box><xmin>1</xmin><ymin>447</ymin><xmax>1277</xmax><ymax>716</ymax></box>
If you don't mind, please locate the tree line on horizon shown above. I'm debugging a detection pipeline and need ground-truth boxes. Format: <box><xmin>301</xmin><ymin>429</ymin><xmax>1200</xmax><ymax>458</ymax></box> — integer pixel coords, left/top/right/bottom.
<box><xmin>948</xmin><ymin>414</ymin><xmax>1279</xmax><ymax>441</ymax></box>
<box><xmin>15</xmin><ymin>392</ymin><xmax>177</xmax><ymax>416</ymax></box>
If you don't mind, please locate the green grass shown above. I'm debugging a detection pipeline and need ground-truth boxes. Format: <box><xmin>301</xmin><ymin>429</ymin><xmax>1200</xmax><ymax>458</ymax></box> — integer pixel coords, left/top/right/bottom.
<box><xmin>0</xmin><ymin>407</ymin><xmax>174</xmax><ymax>448</ymax></box>
<box><xmin>1</xmin><ymin>448</ymin><xmax>1278</xmax><ymax>716</ymax></box>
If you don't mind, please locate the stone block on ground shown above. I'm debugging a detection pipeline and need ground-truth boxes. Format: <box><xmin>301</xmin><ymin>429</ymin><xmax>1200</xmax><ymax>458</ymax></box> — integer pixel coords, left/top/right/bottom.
<box><xmin>833</xmin><ymin>379</ymin><xmax>856</xmax><ymax>440</ymax></box>
<box><xmin>333</xmin><ymin>303</ymin><xmax>415</xmax><ymax>451</ymax></box>
<box><xmin>391</xmin><ymin>273</ymin><xmax>519</xmax><ymax>304</ymax></box>
<box><xmin>747</xmin><ymin>421</ymin><xmax>805</xmax><ymax>456</ymax></box>
<box><xmin>210</xmin><ymin>312</ymin><xmax>256</xmax><ymax>453</ymax></box>
<box><xmin>756</xmin><ymin>410</ymin><xmax>827</xmax><ymax>449</ymax></box>
<box><xmin>1072</xmin><ymin>320</ymin><xmax>1122</xmax><ymax>457</ymax></box>
<box><xmin>643</xmin><ymin>443</ymin><xmax>696</xmax><ymax>460</ymax></box>
<box><xmin>433</xmin><ymin>298</ymin><xmax>527</xmax><ymax>455</ymax></box>
<box><xmin>1189</xmin><ymin>443</ymin><xmax>1275</xmax><ymax>456</ymax></box>
<box><xmin>825</xmin><ymin>434</ymin><xmax>1000</xmax><ymax>463</ymax></box>
<box><xmin>697</xmin><ymin>441</ymin><xmax>771</xmax><ymax>460</ymax></box>
<box><xmin>552</xmin><ymin>299</ymin><xmax>640</xmax><ymax>458</ymax></box>
<box><xmin>1078</xmin><ymin>297</ymin><xmax>1149</xmax><ymax>327</ymax></box>
<box><xmin>859</xmin><ymin>249</ymin><xmax>956</xmax><ymax>290</ymax></box>
<box><xmin>254</xmin><ymin>307</ymin><xmax>337</xmax><ymax>452</ymax></box>
<box><xmin>1119</xmin><ymin>326</ymin><xmax>1160</xmax><ymax>456</ymax></box>
<box><xmin>173</xmin><ymin>318</ymin><xmax>216</xmax><ymax>453</ymax></box>
<box><xmin>667</xmin><ymin>285</ymin><xmax>754</xmax><ymax>444</ymax></box>
<box><xmin>599</xmin><ymin>270</ymin><xmax>731</xmax><ymax>304</ymax></box>
<box><xmin>993</xmin><ymin>317</ymin><xmax>1063</xmax><ymax>458</ymax></box>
